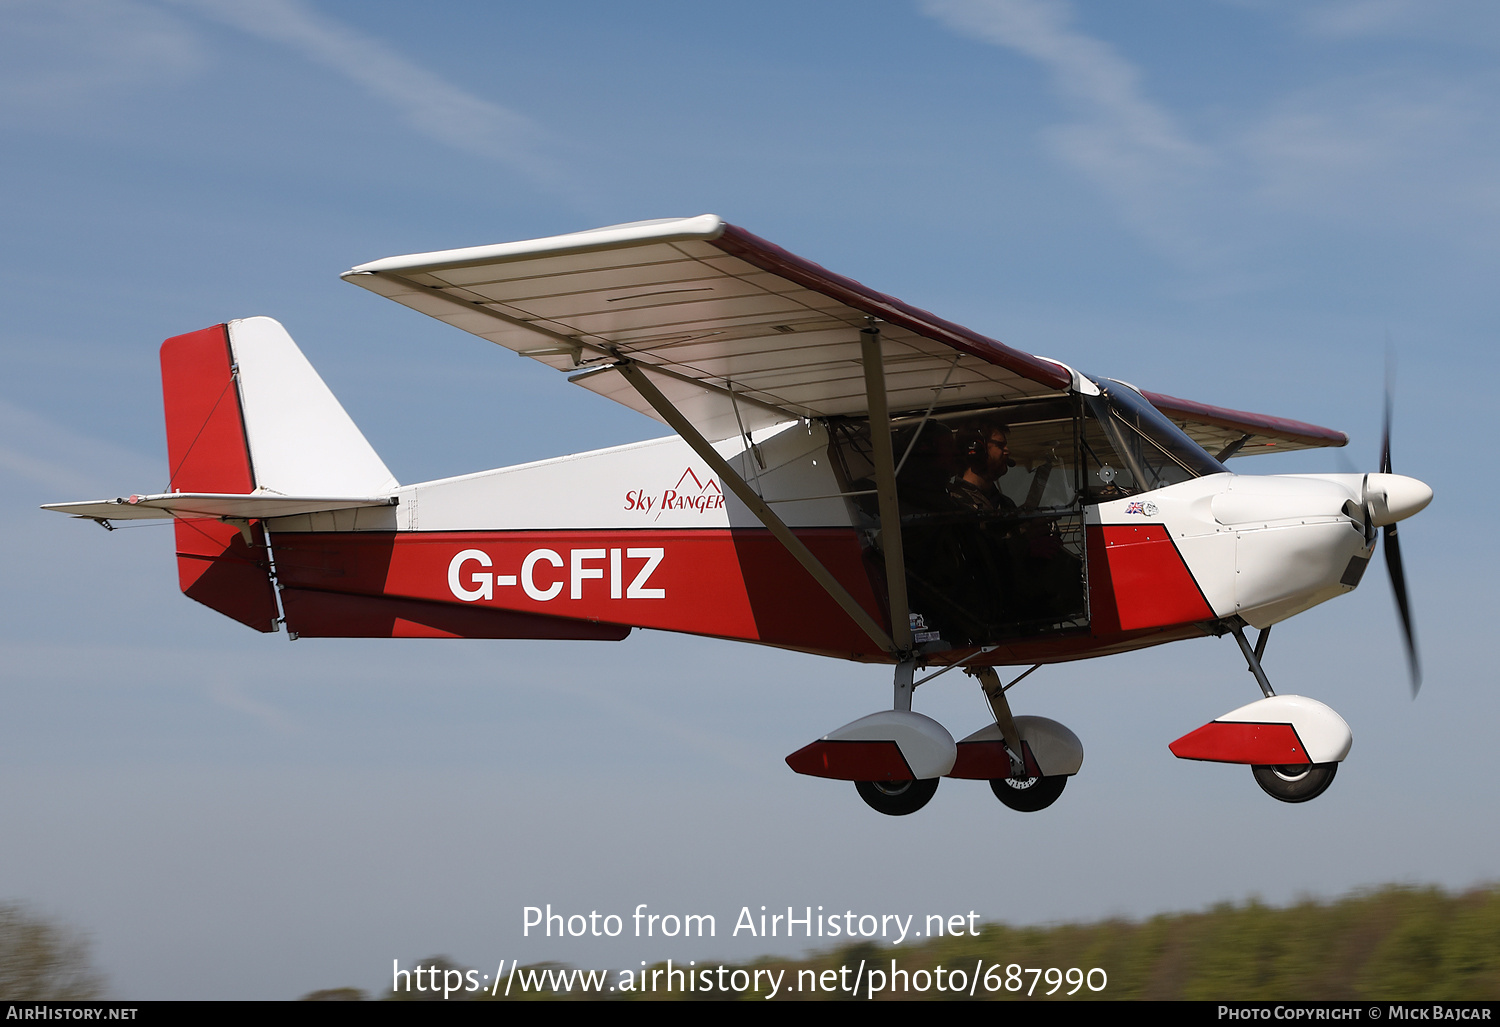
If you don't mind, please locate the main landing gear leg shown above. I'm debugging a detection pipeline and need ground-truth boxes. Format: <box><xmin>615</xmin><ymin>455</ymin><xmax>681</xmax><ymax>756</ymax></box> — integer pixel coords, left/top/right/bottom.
<box><xmin>893</xmin><ymin>658</ymin><xmax>914</xmax><ymax>712</ymax></box>
<box><xmin>975</xmin><ymin>667</ymin><xmax>1026</xmax><ymax>777</ymax></box>
<box><xmin>1227</xmin><ymin>622</ymin><xmax>1339</xmax><ymax>803</ymax></box>
<box><xmin>974</xmin><ymin>666</ymin><xmax>1068</xmax><ymax>812</ymax></box>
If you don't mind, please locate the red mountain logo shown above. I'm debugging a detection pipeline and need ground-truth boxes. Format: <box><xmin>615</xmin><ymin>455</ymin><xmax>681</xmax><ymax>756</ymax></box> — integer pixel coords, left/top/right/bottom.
<box><xmin>624</xmin><ymin>468</ymin><xmax>726</xmax><ymax>520</ymax></box>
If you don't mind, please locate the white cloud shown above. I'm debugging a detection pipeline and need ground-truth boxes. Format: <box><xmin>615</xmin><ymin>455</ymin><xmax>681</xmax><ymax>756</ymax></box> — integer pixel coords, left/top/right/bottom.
<box><xmin>923</xmin><ymin>0</ymin><xmax>1500</xmax><ymax>274</ymax></box>
<box><xmin>1296</xmin><ymin>0</ymin><xmax>1418</xmax><ymax>36</ymax></box>
<box><xmin>1293</xmin><ymin>0</ymin><xmax>1500</xmax><ymax>45</ymax></box>
<box><xmin>209</xmin><ymin>680</ymin><xmax>305</xmax><ymax>737</ymax></box>
<box><xmin>920</xmin><ymin>0</ymin><xmax>1215</xmax><ymax>257</ymax></box>
<box><xmin>1216</xmin><ymin>0</ymin><xmax>1500</xmax><ymax>47</ymax></box>
<box><xmin>167</xmin><ymin>0</ymin><xmax>562</xmax><ymax>184</ymax></box>
<box><xmin>0</xmin><ymin>0</ymin><xmax>204</xmax><ymax>115</ymax></box>
<box><xmin>922</xmin><ymin>0</ymin><xmax>1201</xmax><ymax>164</ymax></box>
<box><xmin>1237</xmin><ymin>75</ymin><xmax>1500</xmax><ymax>231</ymax></box>
<box><xmin>0</xmin><ymin>399</ymin><xmax>161</xmax><ymax>498</ymax></box>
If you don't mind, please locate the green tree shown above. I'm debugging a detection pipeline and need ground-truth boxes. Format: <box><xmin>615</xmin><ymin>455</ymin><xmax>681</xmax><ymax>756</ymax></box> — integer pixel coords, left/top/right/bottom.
<box><xmin>0</xmin><ymin>903</ymin><xmax>105</xmax><ymax>1000</ymax></box>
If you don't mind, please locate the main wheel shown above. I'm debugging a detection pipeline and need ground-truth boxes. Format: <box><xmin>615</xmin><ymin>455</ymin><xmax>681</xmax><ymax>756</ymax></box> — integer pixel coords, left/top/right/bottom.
<box><xmin>1252</xmin><ymin>762</ymin><xmax>1337</xmax><ymax>803</ymax></box>
<box><xmin>989</xmin><ymin>773</ymin><xmax>1067</xmax><ymax>812</ymax></box>
<box><xmin>855</xmin><ymin>778</ymin><xmax>939</xmax><ymax>816</ymax></box>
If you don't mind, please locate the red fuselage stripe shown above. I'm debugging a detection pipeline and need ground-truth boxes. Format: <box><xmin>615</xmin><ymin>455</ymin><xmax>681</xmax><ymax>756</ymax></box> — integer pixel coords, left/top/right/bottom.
<box><xmin>267</xmin><ymin>524</ymin><xmax>1218</xmax><ymax>659</ymax></box>
<box><xmin>270</xmin><ymin>529</ymin><xmax>885</xmax><ymax>656</ymax></box>
<box><xmin>1086</xmin><ymin>524</ymin><xmax>1215</xmax><ymax>632</ymax></box>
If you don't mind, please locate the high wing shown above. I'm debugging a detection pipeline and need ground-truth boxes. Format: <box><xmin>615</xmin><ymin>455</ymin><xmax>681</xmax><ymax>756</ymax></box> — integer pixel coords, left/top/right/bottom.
<box><xmin>342</xmin><ymin>215</ymin><xmax>1345</xmax><ymax>455</ymax></box>
<box><xmin>342</xmin><ymin>216</ymin><xmax>1070</xmax><ymax>442</ymax></box>
<box><xmin>1143</xmin><ymin>391</ymin><xmax>1347</xmax><ymax>459</ymax></box>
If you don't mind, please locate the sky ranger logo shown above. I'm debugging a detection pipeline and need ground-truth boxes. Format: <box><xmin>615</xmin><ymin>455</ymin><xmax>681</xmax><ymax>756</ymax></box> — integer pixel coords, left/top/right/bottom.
<box><xmin>624</xmin><ymin>468</ymin><xmax>725</xmax><ymax>521</ymax></box>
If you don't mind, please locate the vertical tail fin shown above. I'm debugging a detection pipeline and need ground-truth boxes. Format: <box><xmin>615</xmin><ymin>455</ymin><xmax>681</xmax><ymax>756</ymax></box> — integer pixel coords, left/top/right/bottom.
<box><xmin>226</xmin><ymin>316</ymin><xmax>398</xmax><ymax>497</ymax></box>
<box><xmin>159</xmin><ymin>317</ymin><xmax>396</xmax><ymax>632</ymax></box>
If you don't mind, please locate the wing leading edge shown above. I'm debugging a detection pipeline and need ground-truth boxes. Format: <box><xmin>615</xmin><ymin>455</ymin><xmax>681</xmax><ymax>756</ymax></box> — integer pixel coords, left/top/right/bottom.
<box><xmin>1145</xmin><ymin>392</ymin><xmax>1348</xmax><ymax>458</ymax></box>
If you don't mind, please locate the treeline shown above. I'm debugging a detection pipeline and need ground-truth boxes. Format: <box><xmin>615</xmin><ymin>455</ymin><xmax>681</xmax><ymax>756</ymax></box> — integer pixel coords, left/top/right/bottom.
<box><xmin>844</xmin><ymin>883</ymin><xmax>1500</xmax><ymax>1001</ymax></box>
<box><xmin>326</xmin><ymin>884</ymin><xmax>1500</xmax><ymax>1001</ymax></box>
<box><xmin>0</xmin><ymin>904</ymin><xmax>104</xmax><ymax>1000</ymax></box>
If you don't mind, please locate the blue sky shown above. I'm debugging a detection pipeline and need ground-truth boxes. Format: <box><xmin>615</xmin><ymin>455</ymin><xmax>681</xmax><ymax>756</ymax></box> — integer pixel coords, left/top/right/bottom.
<box><xmin>2</xmin><ymin>0</ymin><xmax>1497</xmax><ymax>999</ymax></box>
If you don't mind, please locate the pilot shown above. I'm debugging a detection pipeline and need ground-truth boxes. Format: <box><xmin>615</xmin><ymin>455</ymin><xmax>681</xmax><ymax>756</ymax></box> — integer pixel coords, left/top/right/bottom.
<box><xmin>948</xmin><ymin>421</ymin><xmax>1017</xmax><ymax>515</ymax></box>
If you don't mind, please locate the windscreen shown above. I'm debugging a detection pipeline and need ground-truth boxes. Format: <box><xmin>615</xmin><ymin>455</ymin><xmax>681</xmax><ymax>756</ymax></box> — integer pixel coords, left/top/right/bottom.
<box><xmin>1081</xmin><ymin>379</ymin><xmax>1226</xmax><ymax>496</ymax></box>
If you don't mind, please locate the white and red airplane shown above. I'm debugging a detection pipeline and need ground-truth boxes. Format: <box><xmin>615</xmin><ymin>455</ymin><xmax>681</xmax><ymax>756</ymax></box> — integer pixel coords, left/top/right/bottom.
<box><xmin>44</xmin><ymin>216</ymin><xmax>1432</xmax><ymax>816</ymax></box>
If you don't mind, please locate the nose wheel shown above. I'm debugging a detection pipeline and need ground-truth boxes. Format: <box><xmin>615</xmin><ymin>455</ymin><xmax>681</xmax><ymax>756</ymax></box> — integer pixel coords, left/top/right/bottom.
<box><xmin>855</xmin><ymin>778</ymin><xmax>939</xmax><ymax>816</ymax></box>
<box><xmin>1252</xmin><ymin>762</ymin><xmax>1337</xmax><ymax>803</ymax></box>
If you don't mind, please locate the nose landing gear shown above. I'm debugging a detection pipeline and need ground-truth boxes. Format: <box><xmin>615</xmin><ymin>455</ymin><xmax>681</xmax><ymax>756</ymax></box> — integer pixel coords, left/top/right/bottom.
<box><xmin>1170</xmin><ymin>622</ymin><xmax>1353</xmax><ymax>803</ymax></box>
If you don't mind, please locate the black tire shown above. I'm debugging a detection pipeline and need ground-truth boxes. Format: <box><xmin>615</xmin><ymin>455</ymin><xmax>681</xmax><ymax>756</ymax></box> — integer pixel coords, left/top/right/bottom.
<box><xmin>1252</xmin><ymin>762</ymin><xmax>1338</xmax><ymax>803</ymax></box>
<box><xmin>989</xmin><ymin>773</ymin><xmax>1067</xmax><ymax>812</ymax></box>
<box><xmin>855</xmin><ymin>778</ymin><xmax>939</xmax><ymax>816</ymax></box>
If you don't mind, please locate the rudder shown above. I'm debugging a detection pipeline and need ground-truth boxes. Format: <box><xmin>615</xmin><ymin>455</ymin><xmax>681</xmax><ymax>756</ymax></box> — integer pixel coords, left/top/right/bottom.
<box><xmin>160</xmin><ymin>323</ymin><xmax>280</xmax><ymax>631</ymax></box>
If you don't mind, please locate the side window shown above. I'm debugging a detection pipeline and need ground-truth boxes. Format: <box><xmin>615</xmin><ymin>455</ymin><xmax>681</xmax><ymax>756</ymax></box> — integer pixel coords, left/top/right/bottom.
<box><xmin>995</xmin><ymin>415</ymin><xmax>1083</xmax><ymax>511</ymax></box>
<box><xmin>826</xmin><ymin>400</ymin><xmax>1089</xmax><ymax>647</ymax></box>
<box><xmin>1082</xmin><ymin>404</ymin><xmax>1140</xmax><ymax>500</ymax></box>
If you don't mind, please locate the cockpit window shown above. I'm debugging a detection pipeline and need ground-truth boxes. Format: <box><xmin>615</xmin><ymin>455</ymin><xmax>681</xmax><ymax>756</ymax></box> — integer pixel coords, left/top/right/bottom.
<box><xmin>825</xmin><ymin>398</ymin><xmax>1089</xmax><ymax>646</ymax></box>
<box><xmin>1103</xmin><ymin>380</ymin><xmax>1227</xmax><ymax>476</ymax></box>
<box><xmin>1082</xmin><ymin>379</ymin><xmax>1225</xmax><ymax>497</ymax></box>
<box><xmin>818</xmin><ymin>383</ymin><xmax>1225</xmax><ymax>647</ymax></box>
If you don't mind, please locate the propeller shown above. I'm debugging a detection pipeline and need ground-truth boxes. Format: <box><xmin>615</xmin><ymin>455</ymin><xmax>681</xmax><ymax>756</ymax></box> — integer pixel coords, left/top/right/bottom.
<box><xmin>1367</xmin><ymin>377</ymin><xmax>1422</xmax><ymax>696</ymax></box>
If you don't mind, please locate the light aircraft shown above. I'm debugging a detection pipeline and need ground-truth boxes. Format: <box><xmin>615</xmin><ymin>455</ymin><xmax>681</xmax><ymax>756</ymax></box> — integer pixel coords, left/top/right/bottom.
<box><xmin>45</xmin><ymin>216</ymin><xmax>1432</xmax><ymax>816</ymax></box>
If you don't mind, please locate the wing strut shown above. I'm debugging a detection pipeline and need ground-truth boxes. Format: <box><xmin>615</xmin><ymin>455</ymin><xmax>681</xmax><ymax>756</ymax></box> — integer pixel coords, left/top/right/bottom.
<box><xmin>611</xmin><ymin>359</ymin><xmax>897</xmax><ymax>655</ymax></box>
<box><xmin>861</xmin><ymin>322</ymin><xmax>914</xmax><ymax>659</ymax></box>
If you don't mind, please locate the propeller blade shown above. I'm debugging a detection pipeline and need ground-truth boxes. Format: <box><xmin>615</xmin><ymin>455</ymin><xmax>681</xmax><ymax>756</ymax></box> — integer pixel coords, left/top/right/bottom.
<box><xmin>1377</xmin><ymin>355</ymin><xmax>1419</xmax><ymax>694</ymax></box>
<box><xmin>1380</xmin><ymin>393</ymin><xmax>1392</xmax><ymax>474</ymax></box>
<box><xmin>1383</xmin><ymin>521</ymin><xmax>1421</xmax><ymax>696</ymax></box>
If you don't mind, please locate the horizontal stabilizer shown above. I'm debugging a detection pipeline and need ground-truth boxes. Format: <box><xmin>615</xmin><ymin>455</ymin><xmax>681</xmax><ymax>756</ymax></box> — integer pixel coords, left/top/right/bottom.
<box><xmin>42</xmin><ymin>493</ymin><xmax>397</xmax><ymax>522</ymax></box>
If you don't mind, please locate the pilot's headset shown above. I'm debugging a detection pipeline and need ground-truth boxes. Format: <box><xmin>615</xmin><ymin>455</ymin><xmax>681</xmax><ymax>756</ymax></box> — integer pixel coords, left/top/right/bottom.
<box><xmin>959</xmin><ymin>422</ymin><xmax>1015</xmax><ymax>473</ymax></box>
<box><xmin>959</xmin><ymin>426</ymin><xmax>988</xmax><ymax>472</ymax></box>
